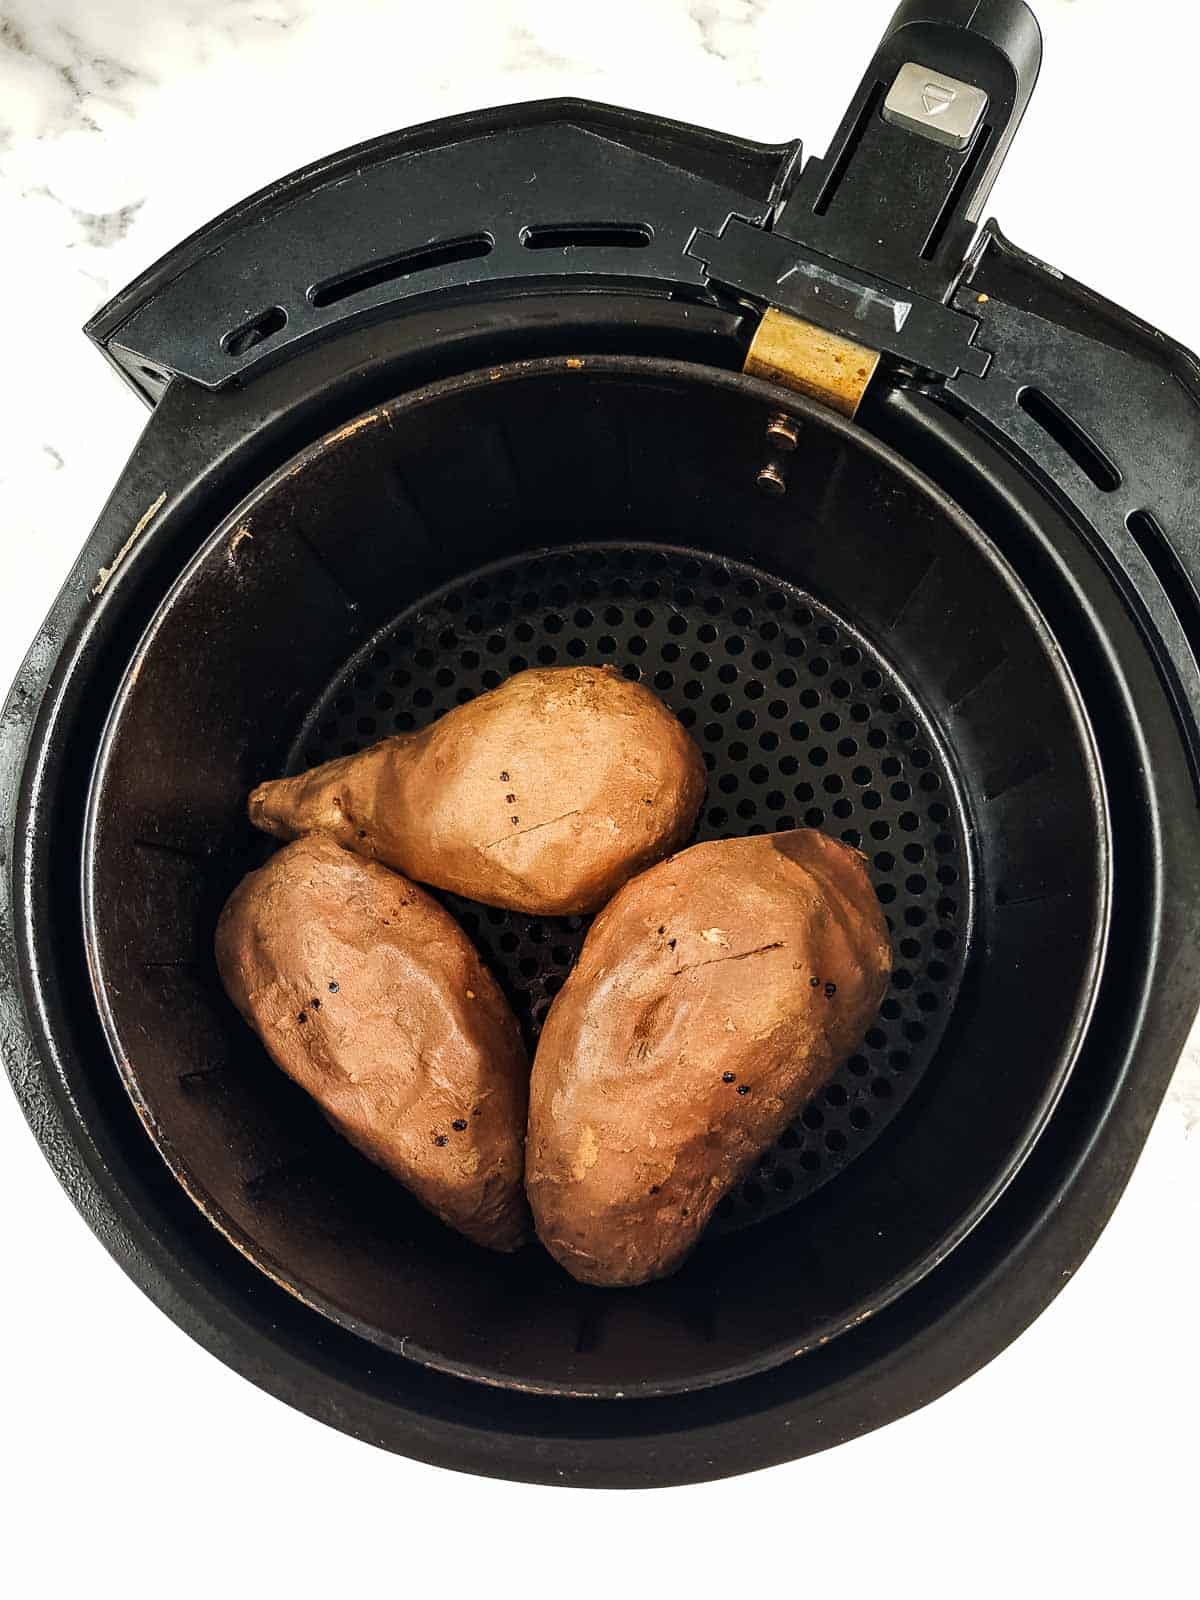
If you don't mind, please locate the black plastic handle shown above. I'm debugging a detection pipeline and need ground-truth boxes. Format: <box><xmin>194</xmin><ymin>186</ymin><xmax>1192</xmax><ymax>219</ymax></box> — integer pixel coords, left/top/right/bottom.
<box><xmin>774</xmin><ymin>0</ymin><xmax>1042</xmax><ymax>300</ymax></box>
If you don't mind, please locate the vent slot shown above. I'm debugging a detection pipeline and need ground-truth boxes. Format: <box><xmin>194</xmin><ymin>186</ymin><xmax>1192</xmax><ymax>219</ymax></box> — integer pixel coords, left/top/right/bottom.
<box><xmin>309</xmin><ymin>234</ymin><xmax>494</xmax><ymax>308</ymax></box>
<box><xmin>1124</xmin><ymin>508</ymin><xmax>1200</xmax><ymax>798</ymax></box>
<box><xmin>920</xmin><ymin>125</ymin><xmax>992</xmax><ymax>261</ymax></box>
<box><xmin>1126</xmin><ymin>508</ymin><xmax>1200</xmax><ymax>659</ymax></box>
<box><xmin>813</xmin><ymin>82</ymin><xmax>884</xmax><ymax>216</ymax></box>
<box><xmin>1017</xmin><ymin>387</ymin><xmax>1121</xmax><ymax>493</ymax></box>
<box><xmin>222</xmin><ymin>305</ymin><xmax>288</xmax><ymax>358</ymax></box>
<box><xmin>521</xmin><ymin>222</ymin><xmax>652</xmax><ymax>251</ymax></box>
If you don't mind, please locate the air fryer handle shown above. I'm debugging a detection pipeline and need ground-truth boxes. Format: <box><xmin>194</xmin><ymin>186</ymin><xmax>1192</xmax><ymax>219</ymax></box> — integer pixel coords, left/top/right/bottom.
<box><xmin>774</xmin><ymin>0</ymin><xmax>1042</xmax><ymax>300</ymax></box>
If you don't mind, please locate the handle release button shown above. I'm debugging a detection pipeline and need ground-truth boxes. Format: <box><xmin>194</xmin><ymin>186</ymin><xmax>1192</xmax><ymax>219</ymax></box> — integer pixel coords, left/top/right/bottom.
<box><xmin>882</xmin><ymin>62</ymin><xmax>988</xmax><ymax>150</ymax></box>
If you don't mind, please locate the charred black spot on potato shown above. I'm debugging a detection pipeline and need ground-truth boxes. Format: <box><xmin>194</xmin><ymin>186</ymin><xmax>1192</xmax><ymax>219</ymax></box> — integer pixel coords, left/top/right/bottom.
<box><xmin>825</xmin><ymin>981</ymin><xmax>838</xmax><ymax>997</ymax></box>
<box><xmin>452</xmin><ymin>1118</ymin><xmax>468</xmax><ymax>1131</ymax></box>
<box><xmin>505</xmin><ymin>793</ymin><xmax>516</xmax><ymax>804</ymax></box>
<box><xmin>328</xmin><ymin>981</ymin><xmax>339</xmax><ymax>992</ymax></box>
<box><xmin>736</xmin><ymin>1084</ymin><xmax>751</xmax><ymax>1095</ymax></box>
<box><xmin>810</xmin><ymin>975</ymin><xmax>821</xmax><ymax>987</ymax></box>
<box><xmin>499</xmin><ymin>771</ymin><xmax>510</xmax><ymax>783</ymax></box>
<box><xmin>649</xmin><ymin>1184</ymin><xmax>660</xmax><ymax>1194</ymax></box>
<box><xmin>433</xmin><ymin>1133</ymin><xmax>449</xmax><ymax>1147</ymax></box>
<box><xmin>722</xmin><ymin>1072</ymin><xmax>735</xmax><ymax>1083</ymax></box>
<box><xmin>297</xmin><ymin>1010</ymin><xmax>307</xmax><ymax>1024</ymax></box>
<box><xmin>310</xmin><ymin>997</ymin><xmax>320</xmax><ymax>1009</ymax></box>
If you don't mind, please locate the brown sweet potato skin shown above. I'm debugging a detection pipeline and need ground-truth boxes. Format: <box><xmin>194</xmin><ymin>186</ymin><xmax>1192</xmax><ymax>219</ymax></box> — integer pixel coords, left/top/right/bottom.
<box><xmin>247</xmin><ymin>666</ymin><xmax>705</xmax><ymax>916</ymax></box>
<box><xmin>215</xmin><ymin>834</ymin><xmax>529</xmax><ymax>1251</ymax></box>
<box><xmin>526</xmin><ymin>830</ymin><xmax>891</xmax><ymax>1285</ymax></box>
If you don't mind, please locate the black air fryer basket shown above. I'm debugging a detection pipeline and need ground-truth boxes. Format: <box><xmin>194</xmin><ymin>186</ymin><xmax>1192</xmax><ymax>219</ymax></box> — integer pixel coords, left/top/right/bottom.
<box><xmin>5</xmin><ymin>0</ymin><xmax>1200</xmax><ymax>1484</ymax></box>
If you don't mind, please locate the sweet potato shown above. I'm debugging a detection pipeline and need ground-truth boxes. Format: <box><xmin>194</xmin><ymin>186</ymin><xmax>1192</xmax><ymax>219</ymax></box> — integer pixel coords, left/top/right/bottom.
<box><xmin>526</xmin><ymin>830</ymin><xmax>891</xmax><ymax>1285</ymax></box>
<box><xmin>247</xmin><ymin>665</ymin><xmax>704</xmax><ymax>915</ymax></box>
<box><xmin>215</xmin><ymin>834</ymin><xmax>529</xmax><ymax>1251</ymax></box>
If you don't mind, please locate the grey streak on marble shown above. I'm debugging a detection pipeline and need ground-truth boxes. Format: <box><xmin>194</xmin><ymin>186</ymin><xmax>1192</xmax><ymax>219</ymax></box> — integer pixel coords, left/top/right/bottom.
<box><xmin>68</xmin><ymin>199</ymin><xmax>144</xmax><ymax>250</ymax></box>
<box><xmin>685</xmin><ymin>0</ymin><xmax>767</xmax><ymax>83</ymax></box>
<box><xmin>505</xmin><ymin>25</ymin><xmax>585</xmax><ymax>76</ymax></box>
<box><xmin>0</xmin><ymin>7</ymin><xmax>160</xmax><ymax>141</ymax></box>
<box><xmin>1</xmin><ymin>17</ymin><xmax>96</xmax><ymax>134</ymax></box>
<box><xmin>56</xmin><ymin>23</ymin><xmax>149</xmax><ymax>94</ymax></box>
<box><xmin>0</xmin><ymin>17</ymin><xmax>28</xmax><ymax>52</ymax></box>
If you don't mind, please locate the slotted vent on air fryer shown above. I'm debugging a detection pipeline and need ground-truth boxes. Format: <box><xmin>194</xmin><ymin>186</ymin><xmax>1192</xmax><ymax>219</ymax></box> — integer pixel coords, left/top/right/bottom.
<box><xmin>289</xmin><ymin>545</ymin><xmax>973</xmax><ymax>1233</ymax></box>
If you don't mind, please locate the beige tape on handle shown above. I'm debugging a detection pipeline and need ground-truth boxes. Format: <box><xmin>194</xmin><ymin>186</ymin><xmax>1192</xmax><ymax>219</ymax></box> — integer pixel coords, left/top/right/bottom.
<box><xmin>744</xmin><ymin>308</ymin><xmax>880</xmax><ymax>419</ymax></box>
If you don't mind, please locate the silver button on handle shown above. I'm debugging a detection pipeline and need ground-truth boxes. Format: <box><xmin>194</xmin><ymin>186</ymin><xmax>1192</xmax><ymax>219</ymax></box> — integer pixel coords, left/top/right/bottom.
<box><xmin>882</xmin><ymin>61</ymin><xmax>989</xmax><ymax>151</ymax></box>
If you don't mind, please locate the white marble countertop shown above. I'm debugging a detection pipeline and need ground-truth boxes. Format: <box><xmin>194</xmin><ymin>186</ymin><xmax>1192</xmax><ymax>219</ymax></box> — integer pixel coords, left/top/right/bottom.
<box><xmin>1</xmin><ymin>0</ymin><xmax>1197</xmax><ymax>1591</ymax></box>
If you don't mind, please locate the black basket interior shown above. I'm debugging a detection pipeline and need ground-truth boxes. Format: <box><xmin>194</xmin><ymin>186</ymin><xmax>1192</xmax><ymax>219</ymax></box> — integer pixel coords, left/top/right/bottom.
<box><xmin>83</xmin><ymin>360</ymin><xmax>1107</xmax><ymax>1396</ymax></box>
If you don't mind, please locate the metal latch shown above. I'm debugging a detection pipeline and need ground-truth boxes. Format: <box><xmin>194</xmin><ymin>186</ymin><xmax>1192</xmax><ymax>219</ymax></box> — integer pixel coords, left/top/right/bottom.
<box><xmin>685</xmin><ymin>0</ymin><xmax>1040</xmax><ymax>419</ymax></box>
<box><xmin>686</xmin><ymin>215</ymin><xmax>994</xmax><ymax>381</ymax></box>
<box><xmin>743</xmin><ymin>309</ymin><xmax>880</xmax><ymax>419</ymax></box>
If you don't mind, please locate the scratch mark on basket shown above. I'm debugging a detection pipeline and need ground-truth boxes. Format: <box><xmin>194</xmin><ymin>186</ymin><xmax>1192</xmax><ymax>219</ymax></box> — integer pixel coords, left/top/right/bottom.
<box><xmin>243</xmin><ymin>1152</ymin><xmax>313</xmax><ymax>1199</ymax></box>
<box><xmin>946</xmin><ymin>644</ymin><xmax>1008</xmax><ymax>710</ymax></box>
<box><xmin>291</xmin><ymin>524</ymin><xmax>362</xmax><ymax>613</ymax></box>
<box><xmin>178</xmin><ymin>1065</ymin><xmax>224</xmax><ymax>1090</ymax></box>
<box><xmin>982</xmin><ymin>745</ymin><xmax>1052</xmax><ymax>800</ymax></box>
<box><xmin>495</xmin><ymin>420</ymin><xmax>525</xmax><ymax>498</ymax></box>
<box><xmin>133</xmin><ymin>836</ymin><xmax>206</xmax><ymax>862</ymax></box>
<box><xmin>573</xmin><ymin>1303</ymin><xmax>607</xmax><ymax>1353</ymax></box>
<box><xmin>388</xmin><ymin>465</ymin><xmax>435</xmax><ymax>551</ymax></box>
<box><xmin>327</xmin><ymin>410</ymin><xmax>383</xmax><ymax>445</ymax></box>
<box><xmin>92</xmin><ymin>490</ymin><xmax>166</xmax><ymax>596</ymax></box>
<box><xmin>228</xmin><ymin>525</ymin><xmax>254</xmax><ymax>560</ymax></box>
<box><xmin>887</xmin><ymin>553</ymin><xmax>940</xmax><ymax>630</ymax></box>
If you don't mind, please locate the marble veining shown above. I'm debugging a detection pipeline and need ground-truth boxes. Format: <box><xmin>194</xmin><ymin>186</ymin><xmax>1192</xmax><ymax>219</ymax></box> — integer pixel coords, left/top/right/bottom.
<box><xmin>2</xmin><ymin>9</ymin><xmax>157</xmax><ymax>138</ymax></box>
<box><xmin>67</xmin><ymin>195</ymin><xmax>144</xmax><ymax>247</ymax></box>
<box><xmin>686</xmin><ymin>0</ymin><xmax>767</xmax><ymax>80</ymax></box>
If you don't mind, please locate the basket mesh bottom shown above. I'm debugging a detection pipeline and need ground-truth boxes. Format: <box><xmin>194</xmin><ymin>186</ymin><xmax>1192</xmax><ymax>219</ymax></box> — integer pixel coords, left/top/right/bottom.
<box><xmin>290</xmin><ymin>544</ymin><xmax>972</xmax><ymax>1234</ymax></box>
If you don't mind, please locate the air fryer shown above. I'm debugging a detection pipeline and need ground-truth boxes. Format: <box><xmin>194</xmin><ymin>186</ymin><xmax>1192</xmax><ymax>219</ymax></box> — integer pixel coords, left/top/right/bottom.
<box><xmin>4</xmin><ymin>0</ymin><xmax>1199</xmax><ymax>1485</ymax></box>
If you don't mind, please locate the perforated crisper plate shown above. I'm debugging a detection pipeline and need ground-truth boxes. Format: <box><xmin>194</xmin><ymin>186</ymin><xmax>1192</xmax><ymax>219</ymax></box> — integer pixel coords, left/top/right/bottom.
<box><xmin>288</xmin><ymin>545</ymin><xmax>973</xmax><ymax>1235</ymax></box>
